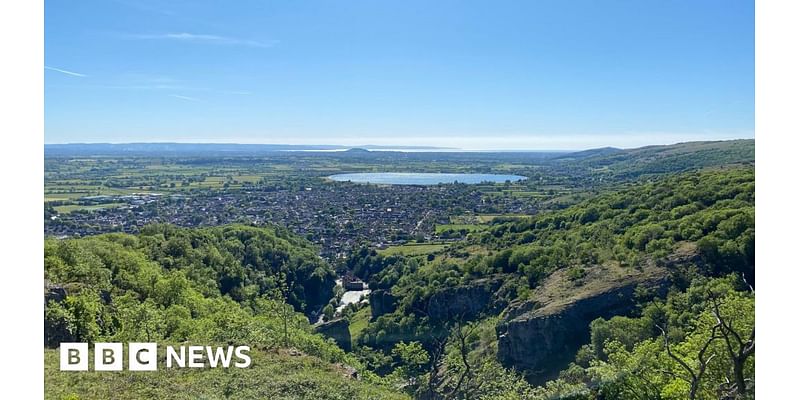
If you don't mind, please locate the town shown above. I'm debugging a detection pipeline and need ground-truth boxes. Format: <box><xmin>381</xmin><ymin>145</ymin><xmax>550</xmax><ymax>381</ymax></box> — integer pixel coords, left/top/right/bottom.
<box><xmin>45</xmin><ymin>179</ymin><xmax>539</xmax><ymax>261</ymax></box>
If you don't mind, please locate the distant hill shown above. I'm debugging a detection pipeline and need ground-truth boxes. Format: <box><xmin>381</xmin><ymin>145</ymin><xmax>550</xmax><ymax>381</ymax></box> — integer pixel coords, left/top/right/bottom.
<box><xmin>44</xmin><ymin>142</ymin><xmax>452</xmax><ymax>156</ymax></box>
<box><xmin>554</xmin><ymin>146</ymin><xmax>623</xmax><ymax>160</ymax></box>
<box><xmin>562</xmin><ymin>139</ymin><xmax>755</xmax><ymax>178</ymax></box>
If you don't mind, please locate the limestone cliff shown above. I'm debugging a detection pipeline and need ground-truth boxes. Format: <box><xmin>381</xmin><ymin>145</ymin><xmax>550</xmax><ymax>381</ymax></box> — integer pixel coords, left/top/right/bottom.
<box><xmin>314</xmin><ymin>318</ymin><xmax>352</xmax><ymax>352</ymax></box>
<box><xmin>369</xmin><ymin>289</ymin><xmax>397</xmax><ymax>320</ymax></box>
<box><xmin>426</xmin><ymin>278</ymin><xmax>505</xmax><ymax>322</ymax></box>
<box><xmin>496</xmin><ymin>261</ymin><xmax>674</xmax><ymax>384</ymax></box>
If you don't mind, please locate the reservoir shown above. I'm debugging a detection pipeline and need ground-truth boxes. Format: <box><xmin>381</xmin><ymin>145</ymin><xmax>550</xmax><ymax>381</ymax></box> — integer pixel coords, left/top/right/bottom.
<box><xmin>328</xmin><ymin>172</ymin><xmax>527</xmax><ymax>185</ymax></box>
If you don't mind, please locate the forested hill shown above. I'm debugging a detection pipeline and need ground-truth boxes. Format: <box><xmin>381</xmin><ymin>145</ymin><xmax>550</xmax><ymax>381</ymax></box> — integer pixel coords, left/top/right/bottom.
<box><xmin>350</xmin><ymin>166</ymin><xmax>754</xmax><ymax>398</ymax></box>
<box><xmin>558</xmin><ymin>139</ymin><xmax>754</xmax><ymax>179</ymax></box>
<box><xmin>44</xmin><ymin>225</ymin><xmax>406</xmax><ymax>399</ymax></box>
<box><xmin>481</xmin><ymin>165</ymin><xmax>755</xmax><ymax>281</ymax></box>
<box><xmin>45</xmin><ymin>224</ymin><xmax>336</xmax><ymax>345</ymax></box>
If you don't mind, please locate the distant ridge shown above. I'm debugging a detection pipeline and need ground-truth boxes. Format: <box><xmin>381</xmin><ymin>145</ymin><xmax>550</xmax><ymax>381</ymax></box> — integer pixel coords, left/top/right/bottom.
<box><xmin>554</xmin><ymin>146</ymin><xmax>623</xmax><ymax>160</ymax></box>
<box><xmin>44</xmin><ymin>142</ymin><xmax>454</xmax><ymax>156</ymax></box>
<box><xmin>557</xmin><ymin>139</ymin><xmax>755</xmax><ymax>177</ymax></box>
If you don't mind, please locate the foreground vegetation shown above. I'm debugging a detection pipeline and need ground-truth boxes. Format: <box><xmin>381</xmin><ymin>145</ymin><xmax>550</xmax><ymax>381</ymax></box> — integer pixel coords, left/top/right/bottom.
<box><xmin>44</xmin><ymin>224</ymin><xmax>404</xmax><ymax>399</ymax></box>
<box><xmin>45</xmin><ymin>347</ymin><xmax>408</xmax><ymax>400</ymax></box>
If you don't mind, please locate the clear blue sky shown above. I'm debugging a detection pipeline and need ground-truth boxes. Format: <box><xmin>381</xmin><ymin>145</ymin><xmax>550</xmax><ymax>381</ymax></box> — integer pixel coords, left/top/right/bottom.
<box><xmin>45</xmin><ymin>0</ymin><xmax>754</xmax><ymax>150</ymax></box>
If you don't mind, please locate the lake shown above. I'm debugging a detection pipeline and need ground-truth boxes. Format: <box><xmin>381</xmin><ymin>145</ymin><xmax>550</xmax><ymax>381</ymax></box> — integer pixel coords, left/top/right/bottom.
<box><xmin>327</xmin><ymin>172</ymin><xmax>527</xmax><ymax>185</ymax></box>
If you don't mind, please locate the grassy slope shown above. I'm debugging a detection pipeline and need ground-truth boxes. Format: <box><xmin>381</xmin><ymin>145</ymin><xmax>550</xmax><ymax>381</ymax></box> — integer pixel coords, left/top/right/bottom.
<box><xmin>378</xmin><ymin>243</ymin><xmax>447</xmax><ymax>256</ymax></box>
<box><xmin>348</xmin><ymin>307</ymin><xmax>371</xmax><ymax>341</ymax></box>
<box><xmin>45</xmin><ymin>348</ymin><xmax>408</xmax><ymax>400</ymax></box>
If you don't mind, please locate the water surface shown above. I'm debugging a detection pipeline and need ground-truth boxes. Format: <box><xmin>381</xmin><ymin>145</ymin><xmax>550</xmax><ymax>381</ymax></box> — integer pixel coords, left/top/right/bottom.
<box><xmin>328</xmin><ymin>172</ymin><xmax>527</xmax><ymax>185</ymax></box>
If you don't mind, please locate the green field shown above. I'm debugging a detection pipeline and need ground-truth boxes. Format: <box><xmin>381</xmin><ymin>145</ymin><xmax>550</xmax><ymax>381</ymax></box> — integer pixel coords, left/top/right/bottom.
<box><xmin>53</xmin><ymin>203</ymin><xmax>125</xmax><ymax>214</ymax></box>
<box><xmin>377</xmin><ymin>243</ymin><xmax>447</xmax><ymax>256</ymax></box>
<box><xmin>434</xmin><ymin>224</ymin><xmax>485</xmax><ymax>234</ymax></box>
<box><xmin>448</xmin><ymin>214</ymin><xmax>531</xmax><ymax>224</ymax></box>
<box><xmin>476</xmin><ymin>214</ymin><xmax>531</xmax><ymax>223</ymax></box>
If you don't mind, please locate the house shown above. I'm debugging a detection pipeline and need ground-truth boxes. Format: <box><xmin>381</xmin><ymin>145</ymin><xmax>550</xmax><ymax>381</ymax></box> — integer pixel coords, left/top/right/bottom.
<box><xmin>342</xmin><ymin>276</ymin><xmax>366</xmax><ymax>291</ymax></box>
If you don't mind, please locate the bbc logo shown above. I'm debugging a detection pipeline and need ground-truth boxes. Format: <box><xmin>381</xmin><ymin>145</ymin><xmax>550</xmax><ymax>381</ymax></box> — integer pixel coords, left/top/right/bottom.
<box><xmin>60</xmin><ymin>343</ymin><xmax>157</xmax><ymax>371</ymax></box>
<box><xmin>60</xmin><ymin>342</ymin><xmax>252</xmax><ymax>371</ymax></box>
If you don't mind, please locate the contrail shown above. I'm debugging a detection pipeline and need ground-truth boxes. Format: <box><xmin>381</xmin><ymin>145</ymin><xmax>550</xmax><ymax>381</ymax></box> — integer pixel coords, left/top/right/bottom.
<box><xmin>44</xmin><ymin>66</ymin><xmax>87</xmax><ymax>77</ymax></box>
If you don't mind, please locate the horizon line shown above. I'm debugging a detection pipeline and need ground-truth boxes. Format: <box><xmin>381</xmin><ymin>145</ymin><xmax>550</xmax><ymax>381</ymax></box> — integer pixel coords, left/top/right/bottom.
<box><xmin>43</xmin><ymin>138</ymin><xmax>753</xmax><ymax>153</ymax></box>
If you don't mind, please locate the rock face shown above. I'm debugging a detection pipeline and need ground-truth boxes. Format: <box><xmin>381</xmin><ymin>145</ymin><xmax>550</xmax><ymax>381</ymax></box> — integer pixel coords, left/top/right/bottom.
<box><xmin>369</xmin><ymin>289</ymin><xmax>397</xmax><ymax>320</ymax></box>
<box><xmin>426</xmin><ymin>278</ymin><xmax>504</xmax><ymax>322</ymax></box>
<box><xmin>45</xmin><ymin>285</ymin><xmax>67</xmax><ymax>304</ymax></box>
<box><xmin>314</xmin><ymin>318</ymin><xmax>352</xmax><ymax>352</ymax></box>
<box><xmin>44</xmin><ymin>283</ymin><xmax>73</xmax><ymax>348</ymax></box>
<box><xmin>496</xmin><ymin>262</ymin><xmax>672</xmax><ymax>384</ymax></box>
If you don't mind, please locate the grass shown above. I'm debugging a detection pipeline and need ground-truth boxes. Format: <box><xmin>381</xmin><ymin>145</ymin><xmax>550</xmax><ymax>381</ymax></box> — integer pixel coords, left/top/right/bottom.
<box><xmin>45</xmin><ymin>193</ymin><xmax>90</xmax><ymax>202</ymax></box>
<box><xmin>45</xmin><ymin>186</ymin><xmax>161</xmax><ymax>200</ymax></box>
<box><xmin>484</xmin><ymin>190</ymin><xmax>549</xmax><ymax>198</ymax></box>
<box><xmin>378</xmin><ymin>243</ymin><xmax>447</xmax><ymax>256</ymax></box>
<box><xmin>53</xmin><ymin>203</ymin><xmax>125</xmax><ymax>214</ymax></box>
<box><xmin>474</xmin><ymin>214</ymin><xmax>530</xmax><ymax>223</ymax></box>
<box><xmin>528</xmin><ymin>258</ymin><xmax>672</xmax><ymax>317</ymax></box>
<box><xmin>435</xmin><ymin>224</ymin><xmax>485</xmax><ymax>234</ymax></box>
<box><xmin>44</xmin><ymin>347</ymin><xmax>408</xmax><ymax>400</ymax></box>
<box><xmin>235</xmin><ymin>175</ymin><xmax>263</xmax><ymax>183</ymax></box>
<box><xmin>449</xmin><ymin>214</ymin><xmax>530</xmax><ymax>224</ymax></box>
<box><xmin>348</xmin><ymin>307</ymin><xmax>371</xmax><ymax>341</ymax></box>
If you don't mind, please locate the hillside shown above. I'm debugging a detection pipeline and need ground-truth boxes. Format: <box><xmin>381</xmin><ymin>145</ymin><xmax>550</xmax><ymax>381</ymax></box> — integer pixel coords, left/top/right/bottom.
<box><xmin>44</xmin><ymin>347</ymin><xmax>407</xmax><ymax>400</ymax></box>
<box><xmin>44</xmin><ymin>224</ymin><xmax>407</xmax><ymax>399</ymax></box>
<box><xmin>561</xmin><ymin>139</ymin><xmax>754</xmax><ymax>178</ymax></box>
<box><xmin>347</xmin><ymin>166</ymin><xmax>754</xmax><ymax>397</ymax></box>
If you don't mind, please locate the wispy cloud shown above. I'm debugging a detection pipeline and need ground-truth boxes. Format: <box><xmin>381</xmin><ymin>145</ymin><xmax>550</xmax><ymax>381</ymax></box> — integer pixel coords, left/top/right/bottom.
<box><xmin>127</xmin><ymin>32</ymin><xmax>277</xmax><ymax>48</ymax></box>
<box><xmin>45</xmin><ymin>66</ymin><xmax>87</xmax><ymax>77</ymax></box>
<box><xmin>169</xmin><ymin>94</ymin><xmax>201</xmax><ymax>102</ymax></box>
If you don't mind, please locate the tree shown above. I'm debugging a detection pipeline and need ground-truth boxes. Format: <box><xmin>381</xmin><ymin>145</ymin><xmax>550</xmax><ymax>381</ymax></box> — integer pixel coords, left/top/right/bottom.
<box><xmin>445</xmin><ymin>321</ymin><xmax>480</xmax><ymax>398</ymax></box>
<box><xmin>322</xmin><ymin>304</ymin><xmax>335</xmax><ymax>321</ymax></box>
<box><xmin>392</xmin><ymin>341</ymin><xmax>429</xmax><ymax>378</ymax></box>
<box><xmin>710</xmin><ymin>286</ymin><xmax>755</xmax><ymax>398</ymax></box>
<box><xmin>658</xmin><ymin>322</ymin><xmax>720</xmax><ymax>400</ymax></box>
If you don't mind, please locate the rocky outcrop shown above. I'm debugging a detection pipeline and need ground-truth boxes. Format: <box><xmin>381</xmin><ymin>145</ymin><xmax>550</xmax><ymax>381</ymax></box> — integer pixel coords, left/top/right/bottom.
<box><xmin>369</xmin><ymin>289</ymin><xmax>397</xmax><ymax>320</ymax></box>
<box><xmin>45</xmin><ymin>285</ymin><xmax>67</xmax><ymax>304</ymax></box>
<box><xmin>314</xmin><ymin>318</ymin><xmax>352</xmax><ymax>352</ymax></box>
<box><xmin>44</xmin><ymin>283</ymin><xmax>73</xmax><ymax>348</ymax></box>
<box><xmin>426</xmin><ymin>278</ymin><xmax>505</xmax><ymax>322</ymax></box>
<box><xmin>496</xmin><ymin>262</ymin><xmax>672</xmax><ymax>384</ymax></box>
<box><xmin>335</xmin><ymin>363</ymin><xmax>360</xmax><ymax>380</ymax></box>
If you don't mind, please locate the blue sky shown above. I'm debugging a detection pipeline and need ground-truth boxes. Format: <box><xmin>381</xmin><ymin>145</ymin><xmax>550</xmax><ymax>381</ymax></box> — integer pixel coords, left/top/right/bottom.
<box><xmin>45</xmin><ymin>0</ymin><xmax>754</xmax><ymax>150</ymax></box>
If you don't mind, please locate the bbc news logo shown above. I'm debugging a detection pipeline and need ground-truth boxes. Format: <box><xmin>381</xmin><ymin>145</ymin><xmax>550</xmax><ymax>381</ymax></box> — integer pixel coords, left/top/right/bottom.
<box><xmin>60</xmin><ymin>343</ymin><xmax>251</xmax><ymax>371</ymax></box>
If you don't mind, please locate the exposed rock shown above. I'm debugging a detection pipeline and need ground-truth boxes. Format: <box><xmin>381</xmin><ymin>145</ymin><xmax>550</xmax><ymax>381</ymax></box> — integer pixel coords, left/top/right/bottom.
<box><xmin>496</xmin><ymin>261</ymin><xmax>673</xmax><ymax>384</ymax></box>
<box><xmin>45</xmin><ymin>285</ymin><xmax>67</xmax><ymax>304</ymax></box>
<box><xmin>426</xmin><ymin>278</ymin><xmax>504</xmax><ymax>322</ymax></box>
<box><xmin>44</xmin><ymin>283</ymin><xmax>73</xmax><ymax>348</ymax></box>
<box><xmin>335</xmin><ymin>363</ymin><xmax>360</xmax><ymax>380</ymax></box>
<box><xmin>314</xmin><ymin>318</ymin><xmax>352</xmax><ymax>352</ymax></box>
<box><xmin>280</xmin><ymin>348</ymin><xmax>304</xmax><ymax>357</ymax></box>
<box><xmin>369</xmin><ymin>289</ymin><xmax>397</xmax><ymax>320</ymax></box>
<box><xmin>99</xmin><ymin>289</ymin><xmax>112</xmax><ymax>305</ymax></box>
